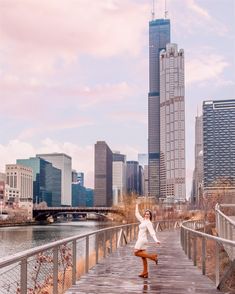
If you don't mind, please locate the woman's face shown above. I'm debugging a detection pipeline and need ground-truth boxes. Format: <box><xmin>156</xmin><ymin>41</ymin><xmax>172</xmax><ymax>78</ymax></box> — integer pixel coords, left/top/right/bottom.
<box><xmin>144</xmin><ymin>210</ymin><xmax>151</xmax><ymax>220</ymax></box>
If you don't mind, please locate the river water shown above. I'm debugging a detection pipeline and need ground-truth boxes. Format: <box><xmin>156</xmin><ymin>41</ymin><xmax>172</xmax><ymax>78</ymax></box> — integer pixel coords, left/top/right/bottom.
<box><xmin>0</xmin><ymin>221</ymin><xmax>114</xmax><ymax>259</ymax></box>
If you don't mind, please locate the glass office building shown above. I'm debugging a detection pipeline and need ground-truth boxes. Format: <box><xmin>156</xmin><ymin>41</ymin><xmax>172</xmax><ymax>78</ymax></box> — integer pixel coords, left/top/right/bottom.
<box><xmin>203</xmin><ymin>99</ymin><xmax>235</xmax><ymax>195</ymax></box>
<box><xmin>17</xmin><ymin>157</ymin><xmax>61</xmax><ymax>207</ymax></box>
<box><xmin>148</xmin><ymin>18</ymin><xmax>171</xmax><ymax>199</ymax></box>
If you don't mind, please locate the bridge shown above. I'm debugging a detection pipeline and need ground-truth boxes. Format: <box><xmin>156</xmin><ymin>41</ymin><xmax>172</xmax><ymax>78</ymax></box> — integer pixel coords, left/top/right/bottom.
<box><xmin>33</xmin><ymin>206</ymin><xmax>122</xmax><ymax>221</ymax></box>
<box><xmin>0</xmin><ymin>204</ymin><xmax>234</xmax><ymax>293</ymax></box>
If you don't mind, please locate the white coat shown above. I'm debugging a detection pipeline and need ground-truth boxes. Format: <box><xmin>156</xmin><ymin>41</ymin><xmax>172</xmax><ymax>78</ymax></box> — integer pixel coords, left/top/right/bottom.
<box><xmin>134</xmin><ymin>204</ymin><xmax>159</xmax><ymax>250</ymax></box>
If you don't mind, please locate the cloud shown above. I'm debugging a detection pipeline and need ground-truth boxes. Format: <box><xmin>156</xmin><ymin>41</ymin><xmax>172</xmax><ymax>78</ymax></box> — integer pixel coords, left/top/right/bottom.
<box><xmin>167</xmin><ymin>0</ymin><xmax>229</xmax><ymax>36</ymax></box>
<box><xmin>185</xmin><ymin>51</ymin><xmax>230</xmax><ymax>85</ymax></box>
<box><xmin>109</xmin><ymin>111</ymin><xmax>147</xmax><ymax>124</ymax></box>
<box><xmin>0</xmin><ymin>0</ymin><xmax>149</xmax><ymax>77</ymax></box>
<box><xmin>17</xmin><ymin>118</ymin><xmax>94</xmax><ymax>140</ymax></box>
<box><xmin>0</xmin><ymin>138</ymin><xmax>94</xmax><ymax>187</ymax></box>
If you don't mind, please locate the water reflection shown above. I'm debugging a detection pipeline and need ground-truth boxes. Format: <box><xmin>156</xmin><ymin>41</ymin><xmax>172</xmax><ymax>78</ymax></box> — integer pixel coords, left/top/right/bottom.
<box><xmin>0</xmin><ymin>221</ymin><xmax>113</xmax><ymax>258</ymax></box>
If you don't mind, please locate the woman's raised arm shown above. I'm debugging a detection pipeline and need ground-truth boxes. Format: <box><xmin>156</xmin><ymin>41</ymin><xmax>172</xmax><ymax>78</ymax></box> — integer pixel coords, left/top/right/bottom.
<box><xmin>135</xmin><ymin>203</ymin><xmax>144</xmax><ymax>222</ymax></box>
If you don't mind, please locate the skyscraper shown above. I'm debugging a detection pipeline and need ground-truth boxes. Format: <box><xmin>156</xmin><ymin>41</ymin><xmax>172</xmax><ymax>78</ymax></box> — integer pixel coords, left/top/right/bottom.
<box><xmin>112</xmin><ymin>151</ymin><xmax>126</xmax><ymax>204</ymax></box>
<box><xmin>191</xmin><ymin>115</ymin><xmax>203</xmax><ymax>205</ymax></box>
<box><xmin>17</xmin><ymin>157</ymin><xmax>62</xmax><ymax>207</ymax></box>
<box><xmin>94</xmin><ymin>141</ymin><xmax>113</xmax><ymax>207</ymax></box>
<box><xmin>148</xmin><ymin>18</ymin><xmax>171</xmax><ymax>199</ymax></box>
<box><xmin>5</xmin><ymin>164</ymin><xmax>33</xmax><ymax>218</ymax></box>
<box><xmin>203</xmin><ymin>99</ymin><xmax>235</xmax><ymax>198</ymax></box>
<box><xmin>126</xmin><ymin>161</ymin><xmax>139</xmax><ymax>195</ymax></box>
<box><xmin>159</xmin><ymin>43</ymin><xmax>185</xmax><ymax>201</ymax></box>
<box><xmin>36</xmin><ymin>153</ymin><xmax>72</xmax><ymax>206</ymax></box>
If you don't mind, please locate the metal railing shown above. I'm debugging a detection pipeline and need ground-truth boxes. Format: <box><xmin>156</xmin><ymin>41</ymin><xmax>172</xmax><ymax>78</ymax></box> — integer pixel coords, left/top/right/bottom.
<box><xmin>215</xmin><ymin>203</ymin><xmax>235</xmax><ymax>260</ymax></box>
<box><xmin>0</xmin><ymin>223</ymin><xmax>138</xmax><ymax>294</ymax></box>
<box><xmin>181</xmin><ymin>218</ymin><xmax>235</xmax><ymax>289</ymax></box>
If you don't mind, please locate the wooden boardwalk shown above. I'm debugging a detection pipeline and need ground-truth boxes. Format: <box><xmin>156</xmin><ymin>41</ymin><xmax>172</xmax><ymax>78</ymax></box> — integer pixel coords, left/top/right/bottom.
<box><xmin>66</xmin><ymin>230</ymin><xmax>223</xmax><ymax>294</ymax></box>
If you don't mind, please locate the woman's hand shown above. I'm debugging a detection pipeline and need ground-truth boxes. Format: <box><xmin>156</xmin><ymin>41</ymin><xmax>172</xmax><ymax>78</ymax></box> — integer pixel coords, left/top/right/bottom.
<box><xmin>149</xmin><ymin>241</ymin><xmax>160</xmax><ymax>245</ymax></box>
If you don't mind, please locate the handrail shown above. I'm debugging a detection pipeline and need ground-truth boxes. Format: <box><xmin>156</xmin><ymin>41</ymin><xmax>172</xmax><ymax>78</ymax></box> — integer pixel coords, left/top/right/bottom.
<box><xmin>0</xmin><ymin>219</ymin><xmax>180</xmax><ymax>294</ymax></box>
<box><xmin>0</xmin><ymin>222</ymin><xmax>138</xmax><ymax>294</ymax></box>
<box><xmin>0</xmin><ymin>223</ymin><xmax>131</xmax><ymax>268</ymax></box>
<box><xmin>181</xmin><ymin>219</ymin><xmax>235</xmax><ymax>290</ymax></box>
<box><xmin>215</xmin><ymin>203</ymin><xmax>235</xmax><ymax>226</ymax></box>
<box><xmin>181</xmin><ymin>220</ymin><xmax>235</xmax><ymax>246</ymax></box>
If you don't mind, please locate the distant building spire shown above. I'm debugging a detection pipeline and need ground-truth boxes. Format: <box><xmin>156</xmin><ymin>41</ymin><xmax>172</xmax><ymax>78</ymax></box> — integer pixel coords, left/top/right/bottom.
<box><xmin>151</xmin><ymin>0</ymin><xmax>155</xmax><ymax>20</ymax></box>
<box><xmin>164</xmin><ymin>0</ymin><xmax>168</xmax><ymax>19</ymax></box>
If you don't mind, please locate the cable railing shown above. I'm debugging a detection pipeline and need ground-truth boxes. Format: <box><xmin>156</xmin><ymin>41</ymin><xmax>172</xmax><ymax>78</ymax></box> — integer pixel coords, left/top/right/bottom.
<box><xmin>0</xmin><ymin>219</ymin><xmax>181</xmax><ymax>294</ymax></box>
<box><xmin>0</xmin><ymin>223</ymin><xmax>138</xmax><ymax>294</ymax></box>
<box><xmin>215</xmin><ymin>203</ymin><xmax>235</xmax><ymax>260</ymax></box>
<box><xmin>181</xmin><ymin>217</ymin><xmax>235</xmax><ymax>290</ymax></box>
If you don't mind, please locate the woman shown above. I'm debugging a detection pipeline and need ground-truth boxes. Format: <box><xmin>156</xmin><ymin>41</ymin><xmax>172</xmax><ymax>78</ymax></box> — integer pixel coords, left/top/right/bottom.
<box><xmin>134</xmin><ymin>202</ymin><xmax>160</xmax><ymax>278</ymax></box>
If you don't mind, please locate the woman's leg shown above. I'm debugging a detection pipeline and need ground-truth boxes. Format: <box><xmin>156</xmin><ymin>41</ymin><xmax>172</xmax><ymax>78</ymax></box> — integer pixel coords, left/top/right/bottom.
<box><xmin>135</xmin><ymin>249</ymin><xmax>158</xmax><ymax>263</ymax></box>
<box><xmin>134</xmin><ymin>250</ymin><xmax>148</xmax><ymax>277</ymax></box>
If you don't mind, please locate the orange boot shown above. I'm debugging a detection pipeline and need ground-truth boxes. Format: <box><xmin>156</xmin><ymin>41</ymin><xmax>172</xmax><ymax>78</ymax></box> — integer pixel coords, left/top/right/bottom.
<box><xmin>135</xmin><ymin>250</ymin><xmax>158</xmax><ymax>264</ymax></box>
<box><xmin>138</xmin><ymin>257</ymin><xmax>148</xmax><ymax>278</ymax></box>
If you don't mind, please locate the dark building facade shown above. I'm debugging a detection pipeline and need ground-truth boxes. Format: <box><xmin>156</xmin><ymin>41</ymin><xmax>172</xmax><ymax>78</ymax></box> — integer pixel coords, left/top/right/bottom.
<box><xmin>148</xmin><ymin>18</ymin><xmax>171</xmax><ymax>199</ymax></box>
<box><xmin>17</xmin><ymin>157</ymin><xmax>61</xmax><ymax>207</ymax></box>
<box><xmin>203</xmin><ymin>99</ymin><xmax>235</xmax><ymax>196</ymax></box>
<box><xmin>126</xmin><ymin>161</ymin><xmax>139</xmax><ymax>195</ymax></box>
<box><xmin>94</xmin><ymin>141</ymin><xmax>113</xmax><ymax>207</ymax></box>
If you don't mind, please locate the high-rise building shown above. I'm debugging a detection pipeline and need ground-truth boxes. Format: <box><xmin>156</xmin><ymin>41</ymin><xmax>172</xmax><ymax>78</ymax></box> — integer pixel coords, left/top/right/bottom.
<box><xmin>36</xmin><ymin>153</ymin><xmax>72</xmax><ymax>206</ymax></box>
<box><xmin>77</xmin><ymin>172</ymin><xmax>84</xmax><ymax>186</ymax></box>
<box><xmin>72</xmin><ymin>170</ymin><xmax>78</xmax><ymax>183</ymax></box>
<box><xmin>0</xmin><ymin>173</ymin><xmax>6</xmax><ymax>202</ymax></box>
<box><xmin>159</xmin><ymin>43</ymin><xmax>185</xmax><ymax>201</ymax></box>
<box><xmin>203</xmin><ymin>99</ymin><xmax>235</xmax><ymax>198</ymax></box>
<box><xmin>191</xmin><ymin>115</ymin><xmax>203</xmax><ymax>205</ymax></box>
<box><xmin>126</xmin><ymin>161</ymin><xmax>139</xmax><ymax>195</ymax></box>
<box><xmin>148</xmin><ymin>18</ymin><xmax>171</xmax><ymax>199</ymax></box>
<box><xmin>138</xmin><ymin>154</ymin><xmax>148</xmax><ymax>196</ymax></box>
<box><xmin>112</xmin><ymin>152</ymin><xmax>127</xmax><ymax>204</ymax></box>
<box><xmin>5</xmin><ymin>164</ymin><xmax>33</xmax><ymax>218</ymax></box>
<box><xmin>17</xmin><ymin>157</ymin><xmax>62</xmax><ymax>207</ymax></box>
<box><xmin>94</xmin><ymin>141</ymin><xmax>113</xmax><ymax>207</ymax></box>
<box><xmin>138</xmin><ymin>153</ymin><xmax>148</xmax><ymax>167</ymax></box>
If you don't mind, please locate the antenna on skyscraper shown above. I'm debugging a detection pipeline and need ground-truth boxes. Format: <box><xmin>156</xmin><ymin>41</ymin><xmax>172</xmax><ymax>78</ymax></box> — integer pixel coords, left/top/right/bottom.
<box><xmin>164</xmin><ymin>0</ymin><xmax>168</xmax><ymax>18</ymax></box>
<box><xmin>151</xmin><ymin>0</ymin><xmax>155</xmax><ymax>20</ymax></box>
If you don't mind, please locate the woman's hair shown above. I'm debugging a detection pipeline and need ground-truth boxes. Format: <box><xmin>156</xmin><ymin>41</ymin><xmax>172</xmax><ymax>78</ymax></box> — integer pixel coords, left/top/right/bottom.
<box><xmin>145</xmin><ymin>209</ymin><xmax>152</xmax><ymax>221</ymax></box>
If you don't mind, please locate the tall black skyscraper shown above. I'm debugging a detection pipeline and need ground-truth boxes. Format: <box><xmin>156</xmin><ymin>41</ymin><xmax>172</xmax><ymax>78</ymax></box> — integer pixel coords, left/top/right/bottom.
<box><xmin>148</xmin><ymin>17</ymin><xmax>170</xmax><ymax>199</ymax></box>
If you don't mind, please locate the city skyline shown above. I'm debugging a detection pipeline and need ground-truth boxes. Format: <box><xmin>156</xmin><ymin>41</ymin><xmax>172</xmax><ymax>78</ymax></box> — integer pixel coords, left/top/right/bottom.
<box><xmin>0</xmin><ymin>0</ymin><xmax>234</xmax><ymax>198</ymax></box>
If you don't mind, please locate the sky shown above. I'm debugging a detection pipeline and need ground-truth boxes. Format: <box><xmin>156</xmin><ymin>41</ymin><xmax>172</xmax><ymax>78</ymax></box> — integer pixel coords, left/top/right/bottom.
<box><xmin>0</xmin><ymin>0</ymin><xmax>234</xmax><ymax>198</ymax></box>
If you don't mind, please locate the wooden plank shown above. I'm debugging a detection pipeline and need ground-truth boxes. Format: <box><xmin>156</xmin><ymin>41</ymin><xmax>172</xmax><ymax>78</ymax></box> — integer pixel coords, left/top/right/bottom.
<box><xmin>66</xmin><ymin>230</ymin><xmax>223</xmax><ymax>294</ymax></box>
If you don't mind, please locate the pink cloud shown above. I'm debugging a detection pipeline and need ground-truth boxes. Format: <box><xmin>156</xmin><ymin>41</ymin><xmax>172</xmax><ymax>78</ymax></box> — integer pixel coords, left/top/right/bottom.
<box><xmin>109</xmin><ymin>111</ymin><xmax>147</xmax><ymax>124</ymax></box>
<box><xmin>0</xmin><ymin>0</ymin><xmax>149</xmax><ymax>76</ymax></box>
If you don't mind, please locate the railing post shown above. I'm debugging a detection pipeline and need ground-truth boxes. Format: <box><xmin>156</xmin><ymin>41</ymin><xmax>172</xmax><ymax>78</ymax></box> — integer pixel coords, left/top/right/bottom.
<box><xmin>188</xmin><ymin>232</ymin><xmax>191</xmax><ymax>259</ymax></box>
<box><xmin>202</xmin><ymin>237</ymin><xmax>206</xmax><ymax>275</ymax></box>
<box><xmin>103</xmin><ymin>231</ymin><xmax>106</xmax><ymax>257</ymax></box>
<box><xmin>85</xmin><ymin>236</ymin><xmax>89</xmax><ymax>273</ymax></box>
<box><xmin>215</xmin><ymin>241</ymin><xmax>220</xmax><ymax>288</ymax></box>
<box><xmin>109</xmin><ymin>231</ymin><xmax>112</xmax><ymax>254</ymax></box>
<box><xmin>72</xmin><ymin>240</ymin><xmax>77</xmax><ymax>285</ymax></box>
<box><xmin>96</xmin><ymin>233</ymin><xmax>99</xmax><ymax>264</ymax></box>
<box><xmin>53</xmin><ymin>246</ymin><xmax>59</xmax><ymax>294</ymax></box>
<box><xmin>193</xmin><ymin>235</ymin><xmax>197</xmax><ymax>266</ymax></box>
<box><xmin>115</xmin><ymin>229</ymin><xmax>118</xmax><ymax>249</ymax></box>
<box><xmin>20</xmin><ymin>257</ymin><xmax>27</xmax><ymax>294</ymax></box>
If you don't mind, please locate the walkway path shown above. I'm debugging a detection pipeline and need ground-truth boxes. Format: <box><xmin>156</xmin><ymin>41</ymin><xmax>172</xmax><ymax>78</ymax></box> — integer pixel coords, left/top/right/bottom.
<box><xmin>66</xmin><ymin>230</ymin><xmax>223</xmax><ymax>294</ymax></box>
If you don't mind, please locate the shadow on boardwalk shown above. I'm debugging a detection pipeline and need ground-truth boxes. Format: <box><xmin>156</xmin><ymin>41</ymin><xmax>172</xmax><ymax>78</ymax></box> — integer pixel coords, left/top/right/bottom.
<box><xmin>66</xmin><ymin>230</ymin><xmax>223</xmax><ymax>294</ymax></box>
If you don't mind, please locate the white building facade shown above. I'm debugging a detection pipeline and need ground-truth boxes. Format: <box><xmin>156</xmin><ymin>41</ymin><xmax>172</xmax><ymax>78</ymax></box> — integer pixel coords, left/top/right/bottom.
<box><xmin>159</xmin><ymin>43</ymin><xmax>186</xmax><ymax>201</ymax></box>
<box><xmin>36</xmin><ymin>153</ymin><xmax>72</xmax><ymax>206</ymax></box>
<box><xmin>5</xmin><ymin>164</ymin><xmax>33</xmax><ymax>218</ymax></box>
<box><xmin>112</xmin><ymin>152</ymin><xmax>126</xmax><ymax>204</ymax></box>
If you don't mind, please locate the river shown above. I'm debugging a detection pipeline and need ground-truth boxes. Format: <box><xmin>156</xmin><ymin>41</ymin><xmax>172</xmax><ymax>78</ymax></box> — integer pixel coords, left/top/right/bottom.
<box><xmin>0</xmin><ymin>221</ymin><xmax>115</xmax><ymax>259</ymax></box>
